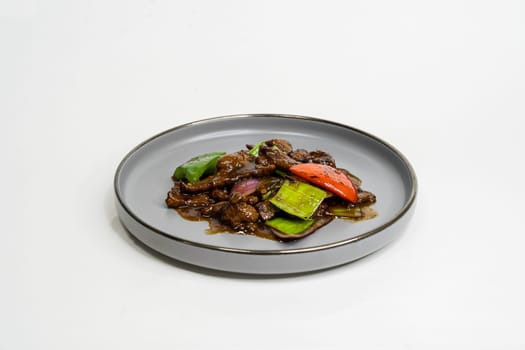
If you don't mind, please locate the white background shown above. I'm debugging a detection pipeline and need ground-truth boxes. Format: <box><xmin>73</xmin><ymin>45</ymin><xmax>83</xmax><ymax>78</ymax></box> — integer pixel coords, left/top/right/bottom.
<box><xmin>2</xmin><ymin>0</ymin><xmax>524</xmax><ymax>349</ymax></box>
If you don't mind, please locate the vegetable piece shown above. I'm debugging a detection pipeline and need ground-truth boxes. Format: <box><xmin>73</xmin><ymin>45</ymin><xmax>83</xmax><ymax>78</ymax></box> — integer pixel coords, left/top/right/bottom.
<box><xmin>231</xmin><ymin>178</ymin><xmax>260</xmax><ymax>196</ymax></box>
<box><xmin>248</xmin><ymin>141</ymin><xmax>266</xmax><ymax>157</ymax></box>
<box><xmin>328</xmin><ymin>206</ymin><xmax>362</xmax><ymax>218</ymax></box>
<box><xmin>289</xmin><ymin>163</ymin><xmax>358</xmax><ymax>203</ymax></box>
<box><xmin>173</xmin><ymin>152</ymin><xmax>226</xmax><ymax>183</ymax></box>
<box><xmin>265</xmin><ymin>217</ymin><xmax>314</xmax><ymax>235</ymax></box>
<box><xmin>269</xmin><ymin>180</ymin><xmax>326</xmax><ymax>220</ymax></box>
<box><xmin>269</xmin><ymin>216</ymin><xmax>334</xmax><ymax>241</ymax></box>
<box><xmin>328</xmin><ymin>205</ymin><xmax>378</xmax><ymax>220</ymax></box>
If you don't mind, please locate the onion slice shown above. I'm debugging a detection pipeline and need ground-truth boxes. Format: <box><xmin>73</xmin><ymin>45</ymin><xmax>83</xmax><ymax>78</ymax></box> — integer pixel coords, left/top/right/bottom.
<box><xmin>231</xmin><ymin>178</ymin><xmax>260</xmax><ymax>196</ymax></box>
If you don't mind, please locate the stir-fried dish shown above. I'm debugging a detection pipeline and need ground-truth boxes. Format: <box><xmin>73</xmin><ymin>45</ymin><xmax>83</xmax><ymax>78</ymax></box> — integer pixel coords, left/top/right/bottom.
<box><xmin>165</xmin><ymin>139</ymin><xmax>377</xmax><ymax>241</ymax></box>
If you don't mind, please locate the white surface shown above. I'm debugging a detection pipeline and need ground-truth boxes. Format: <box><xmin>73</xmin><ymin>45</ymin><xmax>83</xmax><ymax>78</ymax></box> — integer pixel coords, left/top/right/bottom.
<box><xmin>2</xmin><ymin>0</ymin><xmax>524</xmax><ymax>349</ymax></box>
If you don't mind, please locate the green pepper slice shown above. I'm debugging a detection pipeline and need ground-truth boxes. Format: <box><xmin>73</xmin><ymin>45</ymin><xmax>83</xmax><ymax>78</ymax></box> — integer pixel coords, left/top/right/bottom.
<box><xmin>173</xmin><ymin>151</ymin><xmax>226</xmax><ymax>183</ymax></box>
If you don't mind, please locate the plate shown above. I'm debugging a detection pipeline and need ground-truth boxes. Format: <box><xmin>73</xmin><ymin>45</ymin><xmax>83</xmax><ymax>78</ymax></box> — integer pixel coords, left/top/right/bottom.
<box><xmin>114</xmin><ymin>114</ymin><xmax>417</xmax><ymax>274</ymax></box>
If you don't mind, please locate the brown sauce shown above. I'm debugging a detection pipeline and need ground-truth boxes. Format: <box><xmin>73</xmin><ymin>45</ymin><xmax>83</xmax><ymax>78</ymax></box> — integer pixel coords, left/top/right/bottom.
<box><xmin>176</xmin><ymin>201</ymin><xmax>377</xmax><ymax>242</ymax></box>
<box><xmin>176</xmin><ymin>207</ymin><xmax>279</xmax><ymax>241</ymax></box>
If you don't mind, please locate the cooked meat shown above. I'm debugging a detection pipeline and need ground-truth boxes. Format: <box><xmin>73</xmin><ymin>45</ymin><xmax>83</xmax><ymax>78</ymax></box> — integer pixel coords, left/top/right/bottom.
<box><xmin>220</xmin><ymin>202</ymin><xmax>259</xmax><ymax>228</ymax></box>
<box><xmin>166</xmin><ymin>182</ymin><xmax>213</xmax><ymax>208</ymax></box>
<box><xmin>357</xmin><ymin>191</ymin><xmax>376</xmax><ymax>205</ymax></box>
<box><xmin>184</xmin><ymin>193</ymin><xmax>213</xmax><ymax>207</ymax></box>
<box><xmin>255</xmin><ymin>200</ymin><xmax>279</xmax><ymax>221</ymax></box>
<box><xmin>229</xmin><ymin>191</ymin><xmax>244</xmax><ymax>204</ymax></box>
<box><xmin>265</xmin><ymin>139</ymin><xmax>293</xmax><ymax>153</ymax></box>
<box><xmin>210</xmin><ymin>188</ymin><xmax>229</xmax><ymax>201</ymax></box>
<box><xmin>339</xmin><ymin>168</ymin><xmax>362</xmax><ymax>188</ymax></box>
<box><xmin>313</xmin><ymin>201</ymin><xmax>330</xmax><ymax>217</ymax></box>
<box><xmin>259</xmin><ymin>145</ymin><xmax>299</xmax><ymax>170</ymax></box>
<box><xmin>307</xmin><ymin>150</ymin><xmax>336</xmax><ymax>167</ymax></box>
<box><xmin>289</xmin><ymin>148</ymin><xmax>310</xmax><ymax>162</ymax></box>
<box><xmin>245</xmin><ymin>195</ymin><xmax>259</xmax><ymax>205</ymax></box>
<box><xmin>166</xmin><ymin>183</ymin><xmax>186</xmax><ymax>208</ymax></box>
<box><xmin>200</xmin><ymin>201</ymin><xmax>229</xmax><ymax>217</ymax></box>
<box><xmin>236</xmin><ymin>222</ymin><xmax>259</xmax><ymax>234</ymax></box>
<box><xmin>216</xmin><ymin>151</ymin><xmax>254</xmax><ymax>173</ymax></box>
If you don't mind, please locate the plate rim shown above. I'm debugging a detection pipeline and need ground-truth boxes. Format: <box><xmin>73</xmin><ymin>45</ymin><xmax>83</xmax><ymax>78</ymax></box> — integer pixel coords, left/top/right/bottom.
<box><xmin>114</xmin><ymin>113</ymin><xmax>417</xmax><ymax>256</ymax></box>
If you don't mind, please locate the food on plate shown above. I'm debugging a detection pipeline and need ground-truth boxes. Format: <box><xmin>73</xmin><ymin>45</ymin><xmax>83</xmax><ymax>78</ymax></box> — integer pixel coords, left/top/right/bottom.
<box><xmin>165</xmin><ymin>139</ymin><xmax>377</xmax><ymax>241</ymax></box>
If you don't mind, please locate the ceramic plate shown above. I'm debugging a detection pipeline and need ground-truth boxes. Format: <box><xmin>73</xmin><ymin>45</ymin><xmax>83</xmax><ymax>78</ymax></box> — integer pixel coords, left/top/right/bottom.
<box><xmin>114</xmin><ymin>114</ymin><xmax>417</xmax><ymax>274</ymax></box>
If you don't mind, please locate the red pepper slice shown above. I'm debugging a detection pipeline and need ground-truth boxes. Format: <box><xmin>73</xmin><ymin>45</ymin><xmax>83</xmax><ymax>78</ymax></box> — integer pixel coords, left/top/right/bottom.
<box><xmin>289</xmin><ymin>163</ymin><xmax>358</xmax><ymax>203</ymax></box>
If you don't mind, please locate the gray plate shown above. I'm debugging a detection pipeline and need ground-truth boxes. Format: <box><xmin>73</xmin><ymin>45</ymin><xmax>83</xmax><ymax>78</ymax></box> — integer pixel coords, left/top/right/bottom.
<box><xmin>114</xmin><ymin>114</ymin><xmax>417</xmax><ymax>275</ymax></box>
